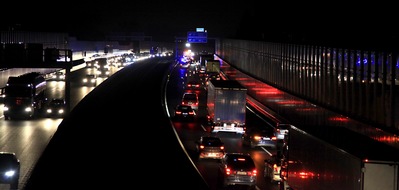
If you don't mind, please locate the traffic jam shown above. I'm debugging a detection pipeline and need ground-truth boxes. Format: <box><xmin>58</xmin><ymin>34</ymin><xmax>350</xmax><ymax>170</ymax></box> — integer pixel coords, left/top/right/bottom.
<box><xmin>170</xmin><ymin>52</ymin><xmax>287</xmax><ymax>190</ymax></box>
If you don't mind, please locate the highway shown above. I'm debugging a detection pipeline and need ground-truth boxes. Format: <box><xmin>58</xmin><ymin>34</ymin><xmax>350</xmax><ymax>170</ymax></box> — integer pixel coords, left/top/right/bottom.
<box><xmin>1</xmin><ymin>55</ymin><xmax>282</xmax><ymax>190</ymax></box>
<box><xmin>0</xmin><ymin>63</ymin><xmax>113</xmax><ymax>190</ymax></box>
<box><xmin>5</xmin><ymin>53</ymin><xmax>399</xmax><ymax>190</ymax></box>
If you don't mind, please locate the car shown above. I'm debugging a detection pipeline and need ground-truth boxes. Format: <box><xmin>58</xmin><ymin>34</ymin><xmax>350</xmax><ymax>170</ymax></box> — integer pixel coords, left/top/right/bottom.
<box><xmin>264</xmin><ymin>154</ymin><xmax>282</xmax><ymax>183</ymax></box>
<box><xmin>275</xmin><ymin>123</ymin><xmax>290</xmax><ymax>140</ymax></box>
<box><xmin>181</xmin><ymin>92</ymin><xmax>199</xmax><ymax>110</ymax></box>
<box><xmin>45</xmin><ymin>98</ymin><xmax>66</xmax><ymax>117</ymax></box>
<box><xmin>217</xmin><ymin>153</ymin><xmax>257</xmax><ymax>189</ymax></box>
<box><xmin>186</xmin><ymin>80</ymin><xmax>201</xmax><ymax>90</ymax></box>
<box><xmin>242</xmin><ymin>127</ymin><xmax>277</xmax><ymax>148</ymax></box>
<box><xmin>47</xmin><ymin>71</ymin><xmax>65</xmax><ymax>81</ymax></box>
<box><xmin>195</xmin><ymin>136</ymin><xmax>225</xmax><ymax>160</ymax></box>
<box><xmin>0</xmin><ymin>152</ymin><xmax>20</xmax><ymax>190</ymax></box>
<box><xmin>82</xmin><ymin>74</ymin><xmax>97</xmax><ymax>86</ymax></box>
<box><xmin>174</xmin><ymin>104</ymin><xmax>196</xmax><ymax>121</ymax></box>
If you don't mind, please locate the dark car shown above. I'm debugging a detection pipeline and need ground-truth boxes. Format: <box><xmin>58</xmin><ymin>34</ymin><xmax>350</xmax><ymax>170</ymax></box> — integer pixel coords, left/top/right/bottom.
<box><xmin>195</xmin><ymin>136</ymin><xmax>225</xmax><ymax>160</ymax></box>
<box><xmin>174</xmin><ymin>104</ymin><xmax>196</xmax><ymax>121</ymax></box>
<box><xmin>45</xmin><ymin>98</ymin><xmax>66</xmax><ymax>117</ymax></box>
<box><xmin>217</xmin><ymin>153</ymin><xmax>257</xmax><ymax>189</ymax></box>
<box><xmin>186</xmin><ymin>80</ymin><xmax>202</xmax><ymax>90</ymax></box>
<box><xmin>242</xmin><ymin>127</ymin><xmax>277</xmax><ymax>149</ymax></box>
<box><xmin>0</xmin><ymin>152</ymin><xmax>20</xmax><ymax>190</ymax></box>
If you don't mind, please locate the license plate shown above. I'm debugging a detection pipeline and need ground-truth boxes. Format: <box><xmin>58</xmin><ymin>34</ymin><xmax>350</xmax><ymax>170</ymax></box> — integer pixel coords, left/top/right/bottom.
<box><xmin>237</xmin><ymin>171</ymin><xmax>247</xmax><ymax>175</ymax></box>
<box><xmin>208</xmin><ymin>153</ymin><xmax>216</xmax><ymax>156</ymax></box>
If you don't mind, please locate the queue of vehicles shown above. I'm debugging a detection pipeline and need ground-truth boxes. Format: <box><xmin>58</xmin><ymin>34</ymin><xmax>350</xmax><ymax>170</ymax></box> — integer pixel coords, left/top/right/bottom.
<box><xmin>174</xmin><ymin>55</ymin><xmax>267</xmax><ymax>189</ymax></box>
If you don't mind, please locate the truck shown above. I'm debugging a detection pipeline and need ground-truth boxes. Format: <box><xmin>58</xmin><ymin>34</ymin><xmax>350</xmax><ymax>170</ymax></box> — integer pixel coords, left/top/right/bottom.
<box><xmin>207</xmin><ymin>79</ymin><xmax>247</xmax><ymax>134</ymax></box>
<box><xmin>3</xmin><ymin>72</ymin><xmax>47</xmax><ymax>120</ymax></box>
<box><xmin>279</xmin><ymin>125</ymin><xmax>399</xmax><ymax>190</ymax></box>
<box><xmin>199</xmin><ymin>54</ymin><xmax>214</xmax><ymax>67</ymax></box>
<box><xmin>205</xmin><ymin>59</ymin><xmax>221</xmax><ymax>80</ymax></box>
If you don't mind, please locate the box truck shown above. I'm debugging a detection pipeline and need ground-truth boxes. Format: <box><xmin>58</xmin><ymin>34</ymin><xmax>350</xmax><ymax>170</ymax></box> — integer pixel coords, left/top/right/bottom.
<box><xmin>207</xmin><ymin>80</ymin><xmax>247</xmax><ymax>134</ymax></box>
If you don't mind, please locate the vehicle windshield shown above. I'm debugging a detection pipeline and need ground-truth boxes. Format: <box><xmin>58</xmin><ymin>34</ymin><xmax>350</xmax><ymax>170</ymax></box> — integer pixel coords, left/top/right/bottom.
<box><xmin>4</xmin><ymin>86</ymin><xmax>31</xmax><ymax>97</ymax></box>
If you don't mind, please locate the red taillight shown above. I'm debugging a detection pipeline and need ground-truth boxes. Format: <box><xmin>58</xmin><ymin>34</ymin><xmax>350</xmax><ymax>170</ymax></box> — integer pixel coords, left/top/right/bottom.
<box><xmin>273</xmin><ymin>164</ymin><xmax>279</xmax><ymax>172</ymax></box>
<box><xmin>189</xmin><ymin>111</ymin><xmax>194</xmax><ymax>115</ymax></box>
<box><xmin>225</xmin><ymin>167</ymin><xmax>232</xmax><ymax>175</ymax></box>
<box><xmin>175</xmin><ymin>111</ymin><xmax>182</xmax><ymax>115</ymax></box>
<box><xmin>299</xmin><ymin>172</ymin><xmax>308</xmax><ymax>178</ymax></box>
<box><xmin>199</xmin><ymin>145</ymin><xmax>205</xmax><ymax>149</ymax></box>
<box><xmin>220</xmin><ymin>146</ymin><xmax>225</xmax><ymax>150</ymax></box>
<box><xmin>271</xmin><ymin>136</ymin><xmax>277</xmax><ymax>141</ymax></box>
<box><xmin>248</xmin><ymin>169</ymin><xmax>257</xmax><ymax>176</ymax></box>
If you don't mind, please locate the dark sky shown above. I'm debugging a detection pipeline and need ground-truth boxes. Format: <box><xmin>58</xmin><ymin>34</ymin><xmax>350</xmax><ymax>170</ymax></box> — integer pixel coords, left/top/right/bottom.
<box><xmin>2</xmin><ymin>1</ymin><xmax>248</xmax><ymax>42</ymax></box>
<box><xmin>2</xmin><ymin>2</ymin><xmax>398</xmax><ymax>50</ymax></box>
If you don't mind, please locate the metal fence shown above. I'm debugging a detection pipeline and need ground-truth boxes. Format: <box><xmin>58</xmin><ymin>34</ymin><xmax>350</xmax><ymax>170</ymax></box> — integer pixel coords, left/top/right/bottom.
<box><xmin>216</xmin><ymin>39</ymin><xmax>399</xmax><ymax>132</ymax></box>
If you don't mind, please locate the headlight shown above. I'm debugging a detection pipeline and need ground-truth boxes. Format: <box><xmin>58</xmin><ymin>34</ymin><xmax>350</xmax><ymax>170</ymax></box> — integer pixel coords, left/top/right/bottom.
<box><xmin>5</xmin><ymin>170</ymin><xmax>16</xmax><ymax>177</ymax></box>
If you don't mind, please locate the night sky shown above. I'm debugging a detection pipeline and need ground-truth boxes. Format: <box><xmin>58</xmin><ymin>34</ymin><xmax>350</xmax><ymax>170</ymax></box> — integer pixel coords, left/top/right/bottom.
<box><xmin>2</xmin><ymin>1</ymin><xmax>398</xmax><ymax>50</ymax></box>
<box><xmin>1</xmin><ymin>1</ymin><xmax>247</xmax><ymax>42</ymax></box>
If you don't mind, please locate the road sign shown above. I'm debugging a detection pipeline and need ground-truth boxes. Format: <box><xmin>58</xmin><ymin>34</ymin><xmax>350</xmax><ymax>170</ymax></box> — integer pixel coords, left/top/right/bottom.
<box><xmin>187</xmin><ymin>31</ymin><xmax>207</xmax><ymax>43</ymax></box>
<box><xmin>187</xmin><ymin>38</ymin><xmax>208</xmax><ymax>43</ymax></box>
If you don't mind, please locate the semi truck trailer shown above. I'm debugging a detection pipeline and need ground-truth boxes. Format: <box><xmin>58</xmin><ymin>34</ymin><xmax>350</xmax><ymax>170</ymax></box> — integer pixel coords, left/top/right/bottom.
<box><xmin>207</xmin><ymin>79</ymin><xmax>247</xmax><ymax>134</ymax></box>
<box><xmin>280</xmin><ymin>125</ymin><xmax>399</xmax><ymax>190</ymax></box>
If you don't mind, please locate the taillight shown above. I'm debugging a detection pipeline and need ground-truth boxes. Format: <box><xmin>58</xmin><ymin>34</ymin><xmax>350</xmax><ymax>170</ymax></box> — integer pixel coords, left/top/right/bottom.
<box><xmin>248</xmin><ymin>169</ymin><xmax>257</xmax><ymax>176</ymax></box>
<box><xmin>271</xmin><ymin>136</ymin><xmax>277</xmax><ymax>141</ymax></box>
<box><xmin>220</xmin><ymin>146</ymin><xmax>225</xmax><ymax>150</ymax></box>
<box><xmin>225</xmin><ymin>168</ymin><xmax>232</xmax><ymax>175</ymax></box>
<box><xmin>254</xmin><ymin>136</ymin><xmax>261</xmax><ymax>140</ymax></box>
<box><xmin>273</xmin><ymin>164</ymin><xmax>278</xmax><ymax>172</ymax></box>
